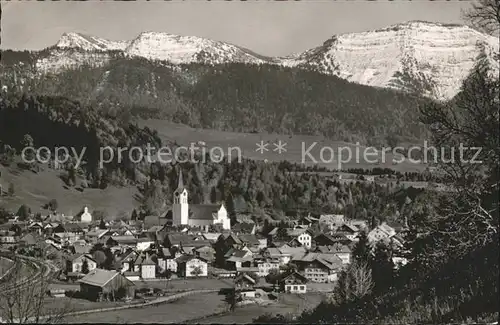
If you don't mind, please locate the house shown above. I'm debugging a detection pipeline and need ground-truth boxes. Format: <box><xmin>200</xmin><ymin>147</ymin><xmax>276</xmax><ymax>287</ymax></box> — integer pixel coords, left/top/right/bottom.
<box><xmin>66</xmin><ymin>254</ymin><xmax>97</xmax><ymax>276</ymax></box>
<box><xmin>0</xmin><ymin>230</ymin><xmax>17</xmax><ymax>244</ymax></box>
<box><xmin>234</xmin><ymin>273</ymin><xmax>257</xmax><ymax>299</ymax></box>
<box><xmin>287</xmin><ymin>228</ymin><xmax>313</xmax><ymax>249</ymax></box>
<box><xmin>194</xmin><ymin>245</ymin><xmax>215</xmax><ymax>263</ymax></box>
<box><xmin>314</xmin><ymin>233</ymin><xmax>351</xmax><ymax>247</ymax></box>
<box><xmin>318</xmin><ymin>214</ymin><xmax>345</xmax><ymax>230</ymax></box>
<box><xmin>294</xmin><ymin>253</ymin><xmax>343</xmax><ymax>283</ymax></box>
<box><xmin>314</xmin><ymin>244</ymin><xmax>351</xmax><ymax>264</ymax></box>
<box><xmin>336</xmin><ymin>223</ymin><xmax>359</xmax><ymax>241</ymax></box>
<box><xmin>138</xmin><ymin>254</ymin><xmax>156</xmax><ymax>279</ymax></box>
<box><xmin>19</xmin><ymin>233</ymin><xmax>39</xmax><ymax>246</ymax></box>
<box><xmin>176</xmin><ymin>255</ymin><xmax>208</xmax><ymax>278</ymax></box>
<box><xmin>277</xmin><ymin>244</ymin><xmax>307</xmax><ymax>262</ymax></box>
<box><xmin>79</xmin><ymin>269</ymin><xmax>135</xmax><ymax>301</ymax></box>
<box><xmin>296</xmin><ymin>215</ymin><xmax>319</xmax><ymax>228</ymax></box>
<box><xmin>117</xmin><ymin>249</ymin><xmax>139</xmax><ymax>273</ymax></box>
<box><xmin>107</xmin><ymin>235</ymin><xmax>138</xmax><ymax>248</ymax></box>
<box><xmin>368</xmin><ymin>223</ymin><xmax>396</xmax><ymax>243</ymax></box>
<box><xmin>159</xmin><ymin>249</ymin><xmax>178</xmax><ymax>273</ymax></box>
<box><xmin>279</xmin><ymin>272</ymin><xmax>308</xmax><ymax>294</ymax></box>
<box><xmin>254</xmin><ymin>257</ymin><xmax>280</xmax><ymax>277</ymax></box>
<box><xmin>224</xmin><ymin>247</ymin><xmax>254</xmax><ymax>270</ymax></box>
<box><xmin>347</xmin><ymin>219</ymin><xmax>369</xmax><ymax>231</ymax></box>
<box><xmin>28</xmin><ymin>222</ymin><xmax>44</xmax><ymax>235</ymax></box>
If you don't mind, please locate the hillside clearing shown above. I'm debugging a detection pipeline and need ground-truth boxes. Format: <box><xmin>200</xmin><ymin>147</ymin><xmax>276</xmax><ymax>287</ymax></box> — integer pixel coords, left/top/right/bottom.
<box><xmin>139</xmin><ymin>119</ymin><xmax>426</xmax><ymax>173</ymax></box>
<box><xmin>0</xmin><ymin>163</ymin><xmax>140</xmax><ymax>218</ymax></box>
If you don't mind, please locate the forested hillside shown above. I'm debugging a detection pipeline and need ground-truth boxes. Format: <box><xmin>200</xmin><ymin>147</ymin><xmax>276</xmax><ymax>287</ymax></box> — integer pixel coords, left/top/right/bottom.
<box><xmin>1</xmin><ymin>53</ymin><xmax>432</xmax><ymax>147</ymax></box>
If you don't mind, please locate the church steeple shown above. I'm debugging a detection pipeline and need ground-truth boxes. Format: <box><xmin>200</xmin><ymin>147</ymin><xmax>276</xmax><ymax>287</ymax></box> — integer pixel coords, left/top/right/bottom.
<box><xmin>177</xmin><ymin>169</ymin><xmax>184</xmax><ymax>192</ymax></box>
<box><xmin>173</xmin><ymin>168</ymin><xmax>189</xmax><ymax>226</ymax></box>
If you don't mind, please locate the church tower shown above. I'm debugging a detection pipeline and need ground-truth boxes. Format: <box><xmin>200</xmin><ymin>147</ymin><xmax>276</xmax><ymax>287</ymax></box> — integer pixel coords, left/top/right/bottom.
<box><xmin>172</xmin><ymin>170</ymin><xmax>189</xmax><ymax>225</ymax></box>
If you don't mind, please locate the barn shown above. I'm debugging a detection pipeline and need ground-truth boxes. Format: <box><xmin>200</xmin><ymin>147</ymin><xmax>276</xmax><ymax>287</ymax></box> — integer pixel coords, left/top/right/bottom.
<box><xmin>78</xmin><ymin>269</ymin><xmax>135</xmax><ymax>301</ymax></box>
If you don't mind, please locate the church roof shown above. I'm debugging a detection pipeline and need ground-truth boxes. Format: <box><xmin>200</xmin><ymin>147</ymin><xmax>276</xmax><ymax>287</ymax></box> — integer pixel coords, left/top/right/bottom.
<box><xmin>189</xmin><ymin>204</ymin><xmax>223</xmax><ymax>220</ymax></box>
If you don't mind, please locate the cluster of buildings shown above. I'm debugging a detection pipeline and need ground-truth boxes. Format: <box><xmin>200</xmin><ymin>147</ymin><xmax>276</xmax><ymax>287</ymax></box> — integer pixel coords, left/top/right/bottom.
<box><xmin>0</xmin><ymin>173</ymin><xmax>409</xmax><ymax>300</ymax></box>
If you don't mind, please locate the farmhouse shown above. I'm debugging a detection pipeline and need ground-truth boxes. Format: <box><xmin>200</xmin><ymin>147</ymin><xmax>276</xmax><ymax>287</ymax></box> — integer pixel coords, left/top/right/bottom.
<box><xmin>279</xmin><ymin>272</ymin><xmax>308</xmax><ymax>294</ymax></box>
<box><xmin>234</xmin><ymin>273</ymin><xmax>257</xmax><ymax>299</ymax></box>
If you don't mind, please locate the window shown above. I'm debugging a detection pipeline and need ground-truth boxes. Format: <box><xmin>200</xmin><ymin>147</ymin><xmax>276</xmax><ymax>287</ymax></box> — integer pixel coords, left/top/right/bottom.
<box><xmin>299</xmin><ymin>286</ymin><xmax>304</xmax><ymax>290</ymax></box>
<box><xmin>293</xmin><ymin>285</ymin><xmax>298</xmax><ymax>290</ymax></box>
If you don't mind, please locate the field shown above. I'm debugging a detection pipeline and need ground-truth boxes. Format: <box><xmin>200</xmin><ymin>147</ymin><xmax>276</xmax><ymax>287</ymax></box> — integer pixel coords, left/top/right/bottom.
<box><xmin>42</xmin><ymin>297</ymin><xmax>126</xmax><ymax>315</ymax></box>
<box><xmin>61</xmin><ymin>292</ymin><xmax>226</xmax><ymax>323</ymax></box>
<box><xmin>49</xmin><ymin>278</ymin><xmax>234</xmax><ymax>293</ymax></box>
<box><xmin>186</xmin><ymin>292</ymin><xmax>327</xmax><ymax>324</ymax></box>
<box><xmin>139</xmin><ymin>119</ymin><xmax>426</xmax><ymax>173</ymax></box>
<box><xmin>0</xmin><ymin>163</ymin><xmax>140</xmax><ymax>218</ymax></box>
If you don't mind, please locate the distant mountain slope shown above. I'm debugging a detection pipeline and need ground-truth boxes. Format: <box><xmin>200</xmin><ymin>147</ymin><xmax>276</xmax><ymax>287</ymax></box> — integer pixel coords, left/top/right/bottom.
<box><xmin>6</xmin><ymin>21</ymin><xmax>497</xmax><ymax>100</ymax></box>
<box><xmin>284</xmin><ymin>21</ymin><xmax>499</xmax><ymax>100</ymax></box>
<box><xmin>0</xmin><ymin>57</ymin><xmax>432</xmax><ymax>146</ymax></box>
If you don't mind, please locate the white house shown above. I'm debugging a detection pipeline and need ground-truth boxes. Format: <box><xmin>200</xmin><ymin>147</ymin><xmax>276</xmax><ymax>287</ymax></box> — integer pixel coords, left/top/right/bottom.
<box><xmin>80</xmin><ymin>207</ymin><xmax>92</xmax><ymax>223</ymax></box>
<box><xmin>171</xmin><ymin>171</ymin><xmax>231</xmax><ymax>230</ymax></box>
<box><xmin>177</xmin><ymin>256</ymin><xmax>208</xmax><ymax>278</ymax></box>
<box><xmin>140</xmin><ymin>255</ymin><xmax>156</xmax><ymax>279</ymax></box>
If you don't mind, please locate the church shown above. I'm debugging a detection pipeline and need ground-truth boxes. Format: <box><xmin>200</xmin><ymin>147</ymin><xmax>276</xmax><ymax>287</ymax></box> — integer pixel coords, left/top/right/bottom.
<box><xmin>170</xmin><ymin>171</ymin><xmax>231</xmax><ymax>230</ymax></box>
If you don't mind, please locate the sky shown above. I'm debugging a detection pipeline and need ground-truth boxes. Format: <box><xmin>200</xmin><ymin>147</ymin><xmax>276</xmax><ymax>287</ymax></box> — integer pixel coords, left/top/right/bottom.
<box><xmin>1</xmin><ymin>0</ymin><xmax>473</xmax><ymax>57</ymax></box>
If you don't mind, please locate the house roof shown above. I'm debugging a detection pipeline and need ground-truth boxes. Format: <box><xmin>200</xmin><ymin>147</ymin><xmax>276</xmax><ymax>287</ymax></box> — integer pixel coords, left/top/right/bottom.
<box><xmin>237</xmin><ymin>234</ymin><xmax>260</xmax><ymax>246</ymax></box>
<box><xmin>69</xmin><ymin>253</ymin><xmax>96</xmax><ymax>263</ymax></box>
<box><xmin>79</xmin><ymin>269</ymin><xmax>130</xmax><ymax>287</ymax></box>
<box><xmin>266</xmin><ymin>247</ymin><xmax>282</xmax><ymax>258</ymax></box>
<box><xmin>318</xmin><ymin>214</ymin><xmax>345</xmax><ymax>225</ymax></box>
<box><xmin>286</xmin><ymin>228</ymin><xmax>309</xmax><ymax>237</ymax></box>
<box><xmin>202</xmin><ymin>232</ymin><xmax>221</xmax><ymax>242</ymax></box>
<box><xmin>235</xmin><ymin>273</ymin><xmax>256</xmax><ymax>285</ymax></box>
<box><xmin>189</xmin><ymin>204</ymin><xmax>222</xmax><ymax>221</ymax></box>
<box><xmin>281</xmin><ymin>271</ymin><xmax>308</xmax><ymax>283</ymax></box>
<box><xmin>109</xmin><ymin>236</ymin><xmax>138</xmax><ymax>245</ymax></box>
<box><xmin>338</xmin><ymin>223</ymin><xmax>359</xmax><ymax>233</ymax></box>
<box><xmin>175</xmin><ymin>255</ymin><xmax>207</xmax><ymax>264</ymax></box>
<box><xmin>232</xmin><ymin>223</ymin><xmax>255</xmax><ymax>234</ymax></box>
<box><xmin>167</xmin><ymin>233</ymin><xmax>202</xmax><ymax>246</ymax></box>
<box><xmin>20</xmin><ymin>233</ymin><xmax>39</xmax><ymax>245</ymax></box>
<box><xmin>87</xmin><ymin>229</ymin><xmax>109</xmax><ymax>238</ymax></box>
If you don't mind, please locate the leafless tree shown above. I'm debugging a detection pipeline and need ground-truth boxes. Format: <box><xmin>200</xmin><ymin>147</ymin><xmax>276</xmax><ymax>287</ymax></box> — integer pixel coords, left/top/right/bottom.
<box><xmin>419</xmin><ymin>55</ymin><xmax>499</xmax><ymax>256</ymax></box>
<box><xmin>463</xmin><ymin>0</ymin><xmax>500</xmax><ymax>36</ymax></box>
<box><xmin>332</xmin><ymin>261</ymin><xmax>373</xmax><ymax>304</ymax></box>
<box><xmin>0</xmin><ymin>257</ymin><xmax>74</xmax><ymax>323</ymax></box>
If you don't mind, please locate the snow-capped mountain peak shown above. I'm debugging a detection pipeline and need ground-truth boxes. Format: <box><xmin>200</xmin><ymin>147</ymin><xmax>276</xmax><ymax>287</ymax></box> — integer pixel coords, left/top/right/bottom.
<box><xmin>125</xmin><ymin>31</ymin><xmax>267</xmax><ymax>64</ymax></box>
<box><xmin>56</xmin><ymin>32</ymin><xmax>129</xmax><ymax>52</ymax></box>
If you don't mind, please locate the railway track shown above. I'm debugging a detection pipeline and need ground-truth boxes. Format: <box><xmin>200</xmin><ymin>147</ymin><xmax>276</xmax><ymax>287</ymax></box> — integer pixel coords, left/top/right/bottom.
<box><xmin>0</xmin><ymin>253</ymin><xmax>55</xmax><ymax>294</ymax></box>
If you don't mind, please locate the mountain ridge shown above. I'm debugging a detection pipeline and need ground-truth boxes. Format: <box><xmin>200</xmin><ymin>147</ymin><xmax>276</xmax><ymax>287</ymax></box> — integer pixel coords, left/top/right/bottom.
<box><xmin>3</xmin><ymin>20</ymin><xmax>499</xmax><ymax>100</ymax></box>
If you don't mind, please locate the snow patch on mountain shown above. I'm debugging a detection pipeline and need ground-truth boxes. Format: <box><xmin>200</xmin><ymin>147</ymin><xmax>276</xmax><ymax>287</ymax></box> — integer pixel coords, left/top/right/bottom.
<box><xmin>125</xmin><ymin>32</ymin><xmax>267</xmax><ymax>65</ymax></box>
<box><xmin>57</xmin><ymin>32</ymin><xmax>129</xmax><ymax>52</ymax></box>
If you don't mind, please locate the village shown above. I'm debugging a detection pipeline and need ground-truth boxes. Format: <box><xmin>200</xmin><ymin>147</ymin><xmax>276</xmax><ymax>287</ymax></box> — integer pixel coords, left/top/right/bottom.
<box><xmin>0</xmin><ymin>172</ymin><xmax>409</xmax><ymax>320</ymax></box>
